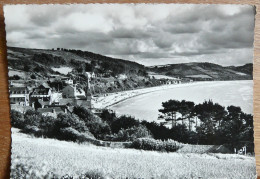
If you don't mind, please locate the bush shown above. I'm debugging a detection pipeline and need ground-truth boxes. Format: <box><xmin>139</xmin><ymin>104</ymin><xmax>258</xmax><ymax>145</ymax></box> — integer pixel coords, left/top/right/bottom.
<box><xmin>55</xmin><ymin>113</ymin><xmax>89</xmax><ymax>133</ymax></box>
<box><xmin>81</xmin><ymin>170</ymin><xmax>105</xmax><ymax>179</ymax></box>
<box><xmin>30</xmin><ymin>74</ymin><xmax>36</xmax><ymax>79</ymax></box>
<box><xmin>24</xmin><ymin>110</ymin><xmax>42</xmax><ymax>127</ymax></box>
<box><xmin>21</xmin><ymin>125</ymin><xmax>43</xmax><ymax>136</ymax></box>
<box><xmin>111</xmin><ymin>115</ymin><xmax>140</xmax><ymax>133</ymax></box>
<box><xmin>114</xmin><ymin>125</ymin><xmax>152</xmax><ymax>141</ymax></box>
<box><xmin>131</xmin><ymin>138</ymin><xmax>184</xmax><ymax>152</ymax></box>
<box><xmin>59</xmin><ymin>127</ymin><xmax>95</xmax><ymax>142</ymax></box>
<box><xmin>9</xmin><ymin>75</ymin><xmax>21</xmax><ymax>80</ymax></box>
<box><xmin>10</xmin><ymin>110</ymin><xmax>24</xmax><ymax>128</ymax></box>
<box><xmin>16</xmin><ymin>111</ymin><xmax>95</xmax><ymax>143</ymax></box>
<box><xmin>73</xmin><ymin>106</ymin><xmax>111</xmax><ymax>139</ymax></box>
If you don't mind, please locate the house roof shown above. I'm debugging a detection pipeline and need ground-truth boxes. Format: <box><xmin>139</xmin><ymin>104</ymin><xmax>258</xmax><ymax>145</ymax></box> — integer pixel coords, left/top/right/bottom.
<box><xmin>186</xmin><ymin>75</ymin><xmax>212</xmax><ymax>79</ymax></box>
<box><xmin>38</xmin><ymin>107</ymin><xmax>65</xmax><ymax>113</ymax></box>
<box><xmin>77</xmin><ymin>95</ymin><xmax>87</xmax><ymax>99</ymax></box>
<box><xmin>31</xmin><ymin>88</ymin><xmax>50</xmax><ymax>95</ymax></box>
<box><xmin>38</xmin><ymin>83</ymin><xmax>51</xmax><ymax>89</ymax></box>
<box><xmin>9</xmin><ymin>87</ymin><xmax>28</xmax><ymax>94</ymax></box>
<box><xmin>37</xmin><ymin>99</ymin><xmax>50</xmax><ymax>106</ymax></box>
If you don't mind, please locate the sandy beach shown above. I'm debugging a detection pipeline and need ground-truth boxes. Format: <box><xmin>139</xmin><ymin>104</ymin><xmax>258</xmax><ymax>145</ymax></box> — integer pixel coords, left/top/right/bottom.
<box><xmin>91</xmin><ymin>82</ymin><xmax>208</xmax><ymax>109</ymax></box>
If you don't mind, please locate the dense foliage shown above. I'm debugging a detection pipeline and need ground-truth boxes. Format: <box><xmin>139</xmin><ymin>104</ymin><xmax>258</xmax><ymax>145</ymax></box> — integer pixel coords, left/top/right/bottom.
<box><xmin>131</xmin><ymin>138</ymin><xmax>184</xmax><ymax>152</ymax></box>
<box><xmin>158</xmin><ymin>99</ymin><xmax>254</xmax><ymax>152</ymax></box>
<box><xmin>11</xmin><ymin>99</ymin><xmax>254</xmax><ymax>152</ymax></box>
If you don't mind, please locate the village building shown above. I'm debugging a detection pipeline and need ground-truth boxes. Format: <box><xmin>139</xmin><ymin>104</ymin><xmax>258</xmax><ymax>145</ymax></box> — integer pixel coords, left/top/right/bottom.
<box><xmin>37</xmin><ymin>106</ymin><xmax>68</xmax><ymax>118</ymax></box>
<box><xmin>30</xmin><ymin>83</ymin><xmax>53</xmax><ymax>109</ymax></box>
<box><xmin>116</xmin><ymin>74</ymin><xmax>127</xmax><ymax>80</ymax></box>
<box><xmin>85</xmin><ymin>72</ymin><xmax>96</xmax><ymax>79</ymax></box>
<box><xmin>185</xmin><ymin>75</ymin><xmax>212</xmax><ymax>81</ymax></box>
<box><xmin>9</xmin><ymin>86</ymin><xmax>30</xmax><ymax>106</ymax></box>
<box><xmin>64</xmin><ymin>79</ymin><xmax>73</xmax><ymax>85</ymax></box>
<box><xmin>62</xmin><ymin>84</ymin><xmax>86</xmax><ymax>98</ymax></box>
<box><xmin>160</xmin><ymin>78</ymin><xmax>182</xmax><ymax>85</ymax></box>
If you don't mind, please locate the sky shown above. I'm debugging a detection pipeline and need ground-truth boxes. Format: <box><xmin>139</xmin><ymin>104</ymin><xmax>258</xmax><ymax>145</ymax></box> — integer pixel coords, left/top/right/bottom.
<box><xmin>4</xmin><ymin>4</ymin><xmax>255</xmax><ymax>66</ymax></box>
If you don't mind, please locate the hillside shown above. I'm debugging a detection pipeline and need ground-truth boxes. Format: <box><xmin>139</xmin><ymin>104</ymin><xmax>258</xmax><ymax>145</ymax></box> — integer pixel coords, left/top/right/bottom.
<box><xmin>7</xmin><ymin>47</ymin><xmax>252</xmax><ymax>82</ymax></box>
<box><xmin>148</xmin><ymin>62</ymin><xmax>253</xmax><ymax>80</ymax></box>
<box><xmin>7</xmin><ymin>47</ymin><xmax>146</xmax><ymax>77</ymax></box>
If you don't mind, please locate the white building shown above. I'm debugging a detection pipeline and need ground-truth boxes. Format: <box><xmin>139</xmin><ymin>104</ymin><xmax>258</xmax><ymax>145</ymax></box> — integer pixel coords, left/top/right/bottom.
<box><xmin>85</xmin><ymin>72</ymin><xmax>96</xmax><ymax>79</ymax></box>
<box><xmin>64</xmin><ymin>79</ymin><xmax>73</xmax><ymax>85</ymax></box>
<box><xmin>9</xmin><ymin>87</ymin><xmax>30</xmax><ymax>106</ymax></box>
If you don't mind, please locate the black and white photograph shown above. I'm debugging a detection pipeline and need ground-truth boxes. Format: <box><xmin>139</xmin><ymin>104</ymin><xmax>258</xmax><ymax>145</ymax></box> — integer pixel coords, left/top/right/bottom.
<box><xmin>4</xmin><ymin>3</ymin><xmax>256</xmax><ymax>178</ymax></box>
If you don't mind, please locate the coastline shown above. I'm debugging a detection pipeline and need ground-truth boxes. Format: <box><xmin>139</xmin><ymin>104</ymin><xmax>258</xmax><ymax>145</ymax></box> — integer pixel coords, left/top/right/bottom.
<box><xmin>92</xmin><ymin>81</ymin><xmax>204</xmax><ymax>109</ymax></box>
<box><xmin>92</xmin><ymin>80</ymin><xmax>253</xmax><ymax>110</ymax></box>
<box><xmin>91</xmin><ymin>83</ymin><xmax>184</xmax><ymax>109</ymax></box>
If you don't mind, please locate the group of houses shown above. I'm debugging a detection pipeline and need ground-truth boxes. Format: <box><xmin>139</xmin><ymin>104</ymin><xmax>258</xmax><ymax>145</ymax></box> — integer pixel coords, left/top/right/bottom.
<box><xmin>9</xmin><ymin>80</ymin><xmax>92</xmax><ymax>118</ymax></box>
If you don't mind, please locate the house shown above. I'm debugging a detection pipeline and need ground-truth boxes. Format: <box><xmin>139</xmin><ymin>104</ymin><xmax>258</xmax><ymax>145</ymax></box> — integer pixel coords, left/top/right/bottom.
<box><xmin>85</xmin><ymin>72</ymin><xmax>96</xmax><ymax>79</ymax></box>
<box><xmin>37</xmin><ymin>106</ymin><xmax>68</xmax><ymax>118</ymax></box>
<box><xmin>185</xmin><ymin>75</ymin><xmax>212</xmax><ymax>81</ymax></box>
<box><xmin>160</xmin><ymin>78</ymin><xmax>181</xmax><ymax>85</ymax></box>
<box><xmin>30</xmin><ymin>83</ymin><xmax>53</xmax><ymax>109</ymax></box>
<box><xmin>9</xmin><ymin>87</ymin><xmax>30</xmax><ymax>106</ymax></box>
<box><xmin>61</xmin><ymin>84</ymin><xmax>92</xmax><ymax>109</ymax></box>
<box><xmin>64</xmin><ymin>79</ymin><xmax>73</xmax><ymax>85</ymax></box>
<box><xmin>116</xmin><ymin>74</ymin><xmax>127</xmax><ymax>80</ymax></box>
<box><xmin>62</xmin><ymin>84</ymin><xmax>86</xmax><ymax>98</ymax></box>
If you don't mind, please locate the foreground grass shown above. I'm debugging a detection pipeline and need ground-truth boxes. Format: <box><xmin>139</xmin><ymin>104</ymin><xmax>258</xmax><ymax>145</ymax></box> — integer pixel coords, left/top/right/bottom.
<box><xmin>11</xmin><ymin>129</ymin><xmax>256</xmax><ymax>179</ymax></box>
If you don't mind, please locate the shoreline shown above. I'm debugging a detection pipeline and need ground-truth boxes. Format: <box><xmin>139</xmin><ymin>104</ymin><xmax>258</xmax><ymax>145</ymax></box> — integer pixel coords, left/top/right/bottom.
<box><xmin>92</xmin><ymin>80</ymin><xmax>252</xmax><ymax>109</ymax></box>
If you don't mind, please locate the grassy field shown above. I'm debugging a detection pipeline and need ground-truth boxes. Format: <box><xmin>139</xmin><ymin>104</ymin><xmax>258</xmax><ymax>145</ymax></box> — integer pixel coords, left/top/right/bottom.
<box><xmin>11</xmin><ymin>129</ymin><xmax>256</xmax><ymax>179</ymax></box>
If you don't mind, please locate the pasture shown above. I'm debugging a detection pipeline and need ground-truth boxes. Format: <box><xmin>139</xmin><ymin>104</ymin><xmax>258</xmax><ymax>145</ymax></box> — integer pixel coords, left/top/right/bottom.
<box><xmin>11</xmin><ymin>129</ymin><xmax>256</xmax><ymax>179</ymax></box>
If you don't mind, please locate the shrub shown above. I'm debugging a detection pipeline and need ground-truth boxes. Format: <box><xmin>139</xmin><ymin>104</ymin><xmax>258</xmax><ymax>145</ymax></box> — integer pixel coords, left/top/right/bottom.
<box><xmin>114</xmin><ymin>125</ymin><xmax>152</xmax><ymax>141</ymax></box>
<box><xmin>55</xmin><ymin>113</ymin><xmax>89</xmax><ymax>133</ymax></box>
<box><xmin>17</xmin><ymin>111</ymin><xmax>95</xmax><ymax>143</ymax></box>
<box><xmin>99</xmin><ymin>109</ymin><xmax>117</xmax><ymax>124</ymax></box>
<box><xmin>73</xmin><ymin>106</ymin><xmax>111</xmax><ymax>139</ymax></box>
<box><xmin>9</xmin><ymin>75</ymin><xmax>21</xmax><ymax>80</ymax></box>
<box><xmin>111</xmin><ymin>115</ymin><xmax>140</xmax><ymax>133</ymax></box>
<box><xmin>80</xmin><ymin>170</ymin><xmax>105</xmax><ymax>179</ymax></box>
<box><xmin>30</xmin><ymin>74</ymin><xmax>36</xmax><ymax>79</ymax></box>
<box><xmin>24</xmin><ymin>110</ymin><xmax>42</xmax><ymax>127</ymax></box>
<box><xmin>59</xmin><ymin>127</ymin><xmax>95</xmax><ymax>142</ymax></box>
<box><xmin>21</xmin><ymin>125</ymin><xmax>43</xmax><ymax>137</ymax></box>
<box><xmin>38</xmin><ymin>116</ymin><xmax>57</xmax><ymax>137</ymax></box>
<box><xmin>131</xmin><ymin>138</ymin><xmax>184</xmax><ymax>152</ymax></box>
<box><xmin>10</xmin><ymin>110</ymin><xmax>24</xmax><ymax>128</ymax></box>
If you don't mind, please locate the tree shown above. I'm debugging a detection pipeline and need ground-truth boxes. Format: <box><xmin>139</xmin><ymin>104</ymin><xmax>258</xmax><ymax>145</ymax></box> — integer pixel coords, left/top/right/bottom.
<box><xmin>23</xmin><ymin>64</ymin><xmax>30</xmax><ymax>72</ymax></box>
<box><xmin>158</xmin><ymin>100</ymin><xmax>180</xmax><ymax>128</ymax></box>
<box><xmin>193</xmin><ymin>100</ymin><xmax>227</xmax><ymax>144</ymax></box>
<box><xmin>158</xmin><ymin>100</ymin><xmax>195</xmax><ymax>129</ymax></box>
<box><xmin>30</xmin><ymin>74</ymin><xmax>36</xmax><ymax>79</ymax></box>
<box><xmin>73</xmin><ymin>106</ymin><xmax>111</xmax><ymax>139</ymax></box>
<box><xmin>177</xmin><ymin>100</ymin><xmax>195</xmax><ymax>129</ymax></box>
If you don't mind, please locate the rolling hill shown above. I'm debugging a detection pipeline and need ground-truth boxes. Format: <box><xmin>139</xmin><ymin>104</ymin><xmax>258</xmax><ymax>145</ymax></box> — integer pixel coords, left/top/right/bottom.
<box><xmin>147</xmin><ymin>62</ymin><xmax>253</xmax><ymax>80</ymax></box>
<box><xmin>7</xmin><ymin>46</ymin><xmax>252</xmax><ymax>81</ymax></box>
<box><xmin>7</xmin><ymin>47</ymin><xmax>146</xmax><ymax>77</ymax></box>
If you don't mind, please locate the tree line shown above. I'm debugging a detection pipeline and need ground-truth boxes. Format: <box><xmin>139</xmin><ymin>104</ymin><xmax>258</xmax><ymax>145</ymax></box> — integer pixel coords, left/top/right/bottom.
<box><xmin>158</xmin><ymin>99</ymin><xmax>254</xmax><ymax>152</ymax></box>
<box><xmin>10</xmin><ymin>99</ymin><xmax>254</xmax><ymax>153</ymax></box>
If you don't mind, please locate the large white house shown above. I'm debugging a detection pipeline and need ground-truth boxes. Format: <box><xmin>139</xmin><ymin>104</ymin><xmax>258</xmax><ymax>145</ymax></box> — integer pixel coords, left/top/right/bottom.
<box><xmin>30</xmin><ymin>83</ymin><xmax>53</xmax><ymax>109</ymax></box>
<box><xmin>9</xmin><ymin>87</ymin><xmax>30</xmax><ymax>106</ymax></box>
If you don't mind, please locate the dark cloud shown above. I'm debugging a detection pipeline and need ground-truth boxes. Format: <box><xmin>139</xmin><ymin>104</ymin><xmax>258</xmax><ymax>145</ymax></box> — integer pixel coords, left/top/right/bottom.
<box><xmin>3</xmin><ymin>4</ymin><xmax>255</xmax><ymax>66</ymax></box>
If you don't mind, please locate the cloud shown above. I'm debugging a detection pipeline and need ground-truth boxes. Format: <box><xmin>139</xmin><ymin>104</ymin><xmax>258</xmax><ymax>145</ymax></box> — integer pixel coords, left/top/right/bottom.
<box><xmin>3</xmin><ymin>4</ymin><xmax>255</xmax><ymax>66</ymax></box>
